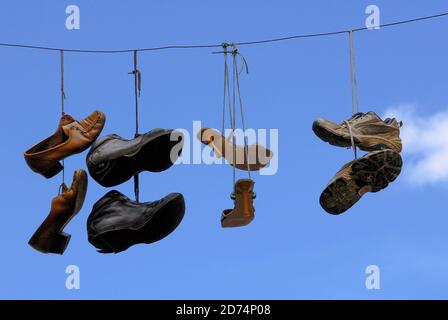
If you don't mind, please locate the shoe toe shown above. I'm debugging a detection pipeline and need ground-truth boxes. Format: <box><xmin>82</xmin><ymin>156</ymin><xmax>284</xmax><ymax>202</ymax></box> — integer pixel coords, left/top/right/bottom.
<box><xmin>313</xmin><ymin>117</ymin><xmax>339</xmax><ymax>130</ymax></box>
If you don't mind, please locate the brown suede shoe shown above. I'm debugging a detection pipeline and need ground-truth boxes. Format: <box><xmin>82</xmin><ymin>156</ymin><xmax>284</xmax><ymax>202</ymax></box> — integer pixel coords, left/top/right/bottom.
<box><xmin>320</xmin><ymin>150</ymin><xmax>402</xmax><ymax>215</ymax></box>
<box><xmin>24</xmin><ymin>111</ymin><xmax>106</xmax><ymax>178</ymax></box>
<box><xmin>28</xmin><ymin>170</ymin><xmax>88</xmax><ymax>254</ymax></box>
<box><xmin>198</xmin><ymin>128</ymin><xmax>273</xmax><ymax>171</ymax></box>
<box><xmin>313</xmin><ymin>112</ymin><xmax>402</xmax><ymax>152</ymax></box>
<box><xmin>221</xmin><ymin>179</ymin><xmax>256</xmax><ymax>228</ymax></box>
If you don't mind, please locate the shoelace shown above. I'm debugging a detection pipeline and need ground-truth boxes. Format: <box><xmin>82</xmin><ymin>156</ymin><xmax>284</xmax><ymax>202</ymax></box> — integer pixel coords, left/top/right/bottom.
<box><xmin>343</xmin><ymin>120</ymin><xmax>357</xmax><ymax>159</ymax></box>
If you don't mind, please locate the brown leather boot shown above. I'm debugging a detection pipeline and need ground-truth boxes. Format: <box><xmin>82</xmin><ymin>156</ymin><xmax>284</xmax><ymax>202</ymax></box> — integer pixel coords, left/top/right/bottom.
<box><xmin>221</xmin><ymin>179</ymin><xmax>255</xmax><ymax>228</ymax></box>
<box><xmin>313</xmin><ymin>112</ymin><xmax>402</xmax><ymax>152</ymax></box>
<box><xmin>320</xmin><ymin>150</ymin><xmax>402</xmax><ymax>215</ymax></box>
<box><xmin>29</xmin><ymin>170</ymin><xmax>88</xmax><ymax>254</ymax></box>
<box><xmin>198</xmin><ymin>128</ymin><xmax>273</xmax><ymax>171</ymax></box>
<box><xmin>24</xmin><ymin>111</ymin><xmax>106</xmax><ymax>178</ymax></box>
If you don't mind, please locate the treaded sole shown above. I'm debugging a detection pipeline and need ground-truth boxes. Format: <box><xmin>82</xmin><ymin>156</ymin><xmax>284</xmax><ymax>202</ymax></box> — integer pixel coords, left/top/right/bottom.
<box><xmin>320</xmin><ymin>150</ymin><xmax>402</xmax><ymax>215</ymax></box>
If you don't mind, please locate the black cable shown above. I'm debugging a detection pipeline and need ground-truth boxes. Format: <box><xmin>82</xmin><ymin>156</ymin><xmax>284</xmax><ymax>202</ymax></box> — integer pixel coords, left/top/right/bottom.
<box><xmin>235</xmin><ymin>12</ymin><xmax>448</xmax><ymax>46</ymax></box>
<box><xmin>0</xmin><ymin>43</ymin><xmax>222</xmax><ymax>53</ymax></box>
<box><xmin>0</xmin><ymin>11</ymin><xmax>447</xmax><ymax>53</ymax></box>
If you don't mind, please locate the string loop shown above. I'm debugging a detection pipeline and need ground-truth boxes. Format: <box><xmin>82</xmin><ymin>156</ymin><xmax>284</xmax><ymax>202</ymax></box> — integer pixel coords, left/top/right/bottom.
<box><xmin>347</xmin><ymin>30</ymin><xmax>359</xmax><ymax>160</ymax></box>
<box><xmin>231</xmin><ymin>45</ymin><xmax>249</xmax><ymax>75</ymax></box>
<box><xmin>60</xmin><ymin>49</ymin><xmax>66</xmax><ymax>187</ymax></box>
<box><xmin>220</xmin><ymin>44</ymin><xmax>253</xmax><ymax>191</ymax></box>
<box><xmin>129</xmin><ymin>49</ymin><xmax>141</xmax><ymax>202</ymax></box>
<box><xmin>231</xmin><ymin>46</ymin><xmax>251</xmax><ymax>180</ymax></box>
<box><xmin>348</xmin><ymin>30</ymin><xmax>359</xmax><ymax>115</ymax></box>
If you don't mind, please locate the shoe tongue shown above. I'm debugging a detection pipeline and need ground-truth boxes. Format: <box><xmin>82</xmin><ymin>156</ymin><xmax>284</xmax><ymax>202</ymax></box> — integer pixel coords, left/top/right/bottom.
<box><xmin>366</xmin><ymin>111</ymin><xmax>380</xmax><ymax>118</ymax></box>
<box><xmin>348</xmin><ymin>111</ymin><xmax>382</xmax><ymax>122</ymax></box>
<box><xmin>350</xmin><ymin>112</ymin><xmax>365</xmax><ymax>120</ymax></box>
<box><xmin>62</xmin><ymin>124</ymin><xmax>72</xmax><ymax>137</ymax></box>
<box><xmin>60</xmin><ymin>114</ymin><xmax>76</xmax><ymax>136</ymax></box>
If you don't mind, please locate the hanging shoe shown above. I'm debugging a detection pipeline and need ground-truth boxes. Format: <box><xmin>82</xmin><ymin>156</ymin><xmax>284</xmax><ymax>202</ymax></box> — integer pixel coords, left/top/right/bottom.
<box><xmin>320</xmin><ymin>150</ymin><xmax>402</xmax><ymax>215</ymax></box>
<box><xmin>221</xmin><ymin>179</ymin><xmax>256</xmax><ymax>228</ymax></box>
<box><xmin>24</xmin><ymin>111</ymin><xmax>106</xmax><ymax>178</ymax></box>
<box><xmin>312</xmin><ymin>112</ymin><xmax>402</xmax><ymax>152</ymax></box>
<box><xmin>86</xmin><ymin>129</ymin><xmax>183</xmax><ymax>187</ymax></box>
<box><xmin>28</xmin><ymin>170</ymin><xmax>88</xmax><ymax>254</ymax></box>
<box><xmin>87</xmin><ymin>190</ymin><xmax>185</xmax><ymax>253</ymax></box>
<box><xmin>198</xmin><ymin>128</ymin><xmax>273</xmax><ymax>171</ymax></box>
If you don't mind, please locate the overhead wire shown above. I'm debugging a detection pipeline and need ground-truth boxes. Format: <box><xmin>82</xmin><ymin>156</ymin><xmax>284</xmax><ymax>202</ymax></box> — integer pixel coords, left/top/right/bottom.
<box><xmin>0</xmin><ymin>12</ymin><xmax>446</xmax><ymax>54</ymax></box>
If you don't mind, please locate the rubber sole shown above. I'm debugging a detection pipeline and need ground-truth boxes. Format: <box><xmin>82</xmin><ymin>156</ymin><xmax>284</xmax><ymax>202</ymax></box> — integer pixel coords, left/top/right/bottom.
<box><xmin>90</xmin><ymin>193</ymin><xmax>185</xmax><ymax>254</ymax></box>
<box><xmin>320</xmin><ymin>150</ymin><xmax>402</xmax><ymax>215</ymax></box>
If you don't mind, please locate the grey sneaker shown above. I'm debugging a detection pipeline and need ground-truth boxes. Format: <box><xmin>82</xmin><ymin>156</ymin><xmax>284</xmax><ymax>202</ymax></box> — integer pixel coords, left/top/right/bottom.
<box><xmin>313</xmin><ymin>112</ymin><xmax>402</xmax><ymax>152</ymax></box>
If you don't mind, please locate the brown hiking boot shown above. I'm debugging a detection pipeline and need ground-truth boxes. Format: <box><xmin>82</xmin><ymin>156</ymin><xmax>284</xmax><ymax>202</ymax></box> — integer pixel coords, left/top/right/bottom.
<box><xmin>221</xmin><ymin>179</ymin><xmax>256</xmax><ymax>228</ymax></box>
<box><xmin>24</xmin><ymin>110</ymin><xmax>106</xmax><ymax>178</ymax></box>
<box><xmin>198</xmin><ymin>128</ymin><xmax>273</xmax><ymax>171</ymax></box>
<box><xmin>28</xmin><ymin>170</ymin><xmax>88</xmax><ymax>254</ymax></box>
<box><xmin>320</xmin><ymin>150</ymin><xmax>402</xmax><ymax>215</ymax></box>
<box><xmin>312</xmin><ymin>112</ymin><xmax>402</xmax><ymax>152</ymax></box>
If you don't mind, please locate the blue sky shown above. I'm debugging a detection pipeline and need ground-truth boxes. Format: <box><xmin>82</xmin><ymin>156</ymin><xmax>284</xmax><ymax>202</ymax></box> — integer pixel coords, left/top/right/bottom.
<box><xmin>1</xmin><ymin>0</ymin><xmax>448</xmax><ymax>299</ymax></box>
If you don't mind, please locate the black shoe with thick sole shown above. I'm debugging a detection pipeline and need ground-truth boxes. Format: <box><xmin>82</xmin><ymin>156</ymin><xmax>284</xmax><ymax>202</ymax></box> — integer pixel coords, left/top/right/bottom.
<box><xmin>87</xmin><ymin>190</ymin><xmax>185</xmax><ymax>254</ymax></box>
<box><xmin>86</xmin><ymin>129</ymin><xmax>184</xmax><ymax>187</ymax></box>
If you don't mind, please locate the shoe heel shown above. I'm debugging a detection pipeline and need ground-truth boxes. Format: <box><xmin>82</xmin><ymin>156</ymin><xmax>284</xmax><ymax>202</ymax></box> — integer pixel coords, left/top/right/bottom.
<box><xmin>48</xmin><ymin>232</ymin><xmax>71</xmax><ymax>254</ymax></box>
<box><xmin>41</xmin><ymin>162</ymin><xmax>64</xmax><ymax>179</ymax></box>
<box><xmin>28</xmin><ymin>232</ymin><xmax>71</xmax><ymax>254</ymax></box>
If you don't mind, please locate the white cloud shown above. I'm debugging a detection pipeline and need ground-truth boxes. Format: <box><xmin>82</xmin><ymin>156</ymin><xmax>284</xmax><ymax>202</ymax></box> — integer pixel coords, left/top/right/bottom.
<box><xmin>384</xmin><ymin>105</ymin><xmax>448</xmax><ymax>185</ymax></box>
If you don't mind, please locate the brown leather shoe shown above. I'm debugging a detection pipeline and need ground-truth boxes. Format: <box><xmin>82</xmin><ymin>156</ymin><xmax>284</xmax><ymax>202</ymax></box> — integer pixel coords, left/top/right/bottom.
<box><xmin>24</xmin><ymin>111</ymin><xmax>106</xmax><ymax>178</ymax></box>
<box><xmin>198</xmin><ymin>128</ymin><xmax>273</xmax><ymax>171</ymax></box>
<box><xmin>313</xmin><ymin>112</ymin><xmax>402</xmax><ymax>152</ymax></box>
<box><xmin>221</xmin><ymin>179</ymin><xmax>256</xmax><ymax>228</ymax></box>
<box><xmin>320</xmin><ymin>150</ymin><xmax>402</xmax><ymax>215</ymax></box>
<box><xmin>28</xmin><ymin>170</ymin><xmax>88</xmax><ymax>254</ymax></box>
